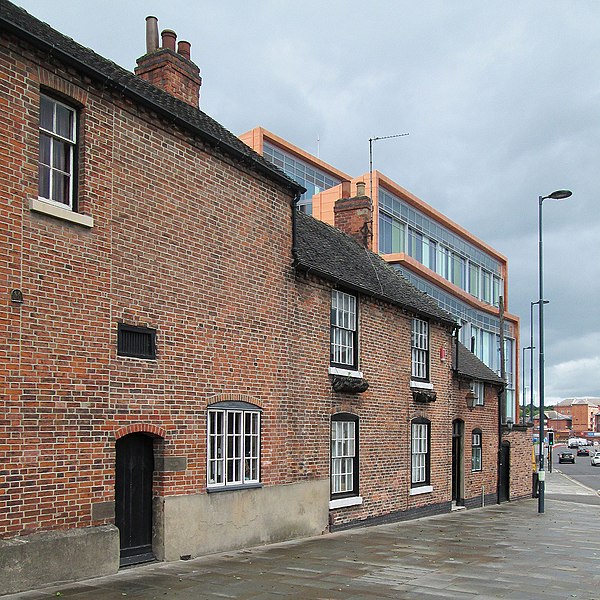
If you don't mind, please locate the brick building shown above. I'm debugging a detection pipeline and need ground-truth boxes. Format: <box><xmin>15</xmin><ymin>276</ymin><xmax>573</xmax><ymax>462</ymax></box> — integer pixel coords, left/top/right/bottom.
<box><xmin>0</xmin><ymin>2</ymin><xmax>530</xmax><ymax>594</ymax></box>
<box><xmin>554</xmin><ymin>398</ymin><xmax>600</xmax><ymax>436</ymax></box>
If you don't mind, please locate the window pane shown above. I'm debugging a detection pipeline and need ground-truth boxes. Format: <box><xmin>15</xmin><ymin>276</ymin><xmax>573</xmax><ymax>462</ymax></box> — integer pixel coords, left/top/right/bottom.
<box><xmin>39</xmin><ymin>133</ymin><xmax>51</xmax><ymax>166</ymax></box>
<box><xmin>55</xmin><ymin>103</ymin><xmax>73</xmax><ymax>140</ymax></box>
<box><xmin>469</xmin><ymin>263</ymin><xmax>480</xmax><ymax>297</ymax></box>
<box><xmin>40</xmin><ymin>96</ymin><xmax>54</xmax><ymax>131</ymax></box>
<box><xmin>52</xmin><ymin>139</ymin><xmax>70</xmax><ymax>172</ymax></box>
<box><xmin>38</xmin><ymin>164</ymin><xmax>50</xmax><ymax>199</ymax></box>
<box><xmin>52</xmin><ymin>172</ymin><xmax>70</xmax><ymax>205</ymax></box>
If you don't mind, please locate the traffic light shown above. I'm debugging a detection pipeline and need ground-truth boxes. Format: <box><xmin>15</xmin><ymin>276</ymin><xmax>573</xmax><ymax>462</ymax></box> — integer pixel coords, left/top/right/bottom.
<box><xmin>548</xmin><ymin>431</ymin><xmax>554</xmax><ymax>446</ymax></box>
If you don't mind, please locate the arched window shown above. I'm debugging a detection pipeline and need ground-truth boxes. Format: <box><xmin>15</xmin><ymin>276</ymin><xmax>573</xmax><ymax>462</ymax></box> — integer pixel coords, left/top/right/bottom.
<box><xmin>331</xmin><ymin>413</ymin><xmax>359</xmax><ymax>499</ymax></box>
<box><xmin>472</xmin><ymin>429</ymin><xmax>482</xmax><ymax>472</ymax></box>
<box><xmin>207</xmin><ymin>402</ymin><xmax>261</xmax><ymax>489</ymax></box>
<box><xmin>411</xmin><ymin>417</ymin><xmax>431</xmax><ymax>487</ymax></box>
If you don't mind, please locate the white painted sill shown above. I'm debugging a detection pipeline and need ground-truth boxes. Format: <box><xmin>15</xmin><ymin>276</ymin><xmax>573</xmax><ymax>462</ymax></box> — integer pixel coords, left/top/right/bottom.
<box><xmin>410</xmin><ymin>485</ymin><xmax>433</xmax><ymax>496</ymax></box>
<box><xmin>329</xmin><ymin>496</ymin><xmax>363</xmax><ymax>510</ymax></box>
<box><xmin>30</xmin><ymin>198</ymin><xmax>94</xmax><ymax>228</ymax></box>
<box><xmin>410</xmin><ymin>380</ymin><xmax>434</xmax><ymax>390</ymax></box>
<box><xmin>329</xmin><ymin>367</ymin><xmax>364</xmax><ymax>379</ymax></box>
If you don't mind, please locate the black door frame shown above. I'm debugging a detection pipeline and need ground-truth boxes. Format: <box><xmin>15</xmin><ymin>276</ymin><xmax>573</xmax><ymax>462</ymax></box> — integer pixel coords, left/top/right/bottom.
<box><xmin>499</xmin><ymin>442</ymin><xmax>510</xmax><ymax>502</ymax></box>
<box><xmin>115</xmin><ymin>432</ymin><xmax>155</xmax><ymax>566</ymax></box>
<box><xmin>452</xmin><ymin>419</ymin><xmax>464</xmax><ymax>505</ymax></box>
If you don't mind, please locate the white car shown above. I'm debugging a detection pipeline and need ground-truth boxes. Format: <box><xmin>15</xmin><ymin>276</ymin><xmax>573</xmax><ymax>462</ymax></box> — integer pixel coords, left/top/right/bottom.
<box><xmin>591</xmin><ymin>453</ymin><xmax>600</xmax><ymax>467</ymax></box>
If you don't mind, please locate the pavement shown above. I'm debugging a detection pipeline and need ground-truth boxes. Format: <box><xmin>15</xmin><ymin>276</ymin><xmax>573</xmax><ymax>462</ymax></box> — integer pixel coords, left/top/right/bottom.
<box><xmin>5</xmin><ymin>471</ymin><xmax>600</xmax><ymax>600</ymax></box>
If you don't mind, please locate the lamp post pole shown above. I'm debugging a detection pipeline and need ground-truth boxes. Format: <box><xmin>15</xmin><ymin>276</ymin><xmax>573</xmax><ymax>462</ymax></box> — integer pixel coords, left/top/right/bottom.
<box><xmin>522</xmin><ymin>345</ymin><xmax>532</xmax><ymax>425</ymax></box>
<box><xmin>529</xmin><ymin>301</ymin><xmax>536</xmax><ymax>424</ymax></box>
<box><xmin>537</xmin><ymin>189</ymin><xmax>572</xmax><ymax>514</ymax></box>
<box><xmin>529</xmin><ymin>300</ymin><xmax>547</xmax><ymax>425</ymax></box>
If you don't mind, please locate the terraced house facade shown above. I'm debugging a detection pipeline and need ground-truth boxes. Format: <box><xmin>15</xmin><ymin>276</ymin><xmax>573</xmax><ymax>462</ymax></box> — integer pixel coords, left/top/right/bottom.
<box><xmin>0</xmin><ymin>1</ymin><xmax>530</xmax><ymax>594</ymax></box>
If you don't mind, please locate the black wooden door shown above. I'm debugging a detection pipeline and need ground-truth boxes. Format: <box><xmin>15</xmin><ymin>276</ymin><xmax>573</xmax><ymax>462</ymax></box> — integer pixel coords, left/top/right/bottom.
<box><xmin>115</xmin><ymin>433</ymin><xmax>155</xmax><ymax>566</ymax></box>
<box><xmin>451</xmin><ymin>420</ymin><xmax>463</xmax><ymax>504</ymax></box>
<box><xmin>499</xmin><ymin>443</ymin><xmax>510</xmax><ymax>502</ymax></box>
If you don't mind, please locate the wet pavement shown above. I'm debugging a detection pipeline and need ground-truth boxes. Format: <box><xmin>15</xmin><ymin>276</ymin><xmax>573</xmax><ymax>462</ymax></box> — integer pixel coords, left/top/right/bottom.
<box><xmin>6</xmin><ymin>471</ymin><xmax>600</xmax><ymax>600</ymax></box>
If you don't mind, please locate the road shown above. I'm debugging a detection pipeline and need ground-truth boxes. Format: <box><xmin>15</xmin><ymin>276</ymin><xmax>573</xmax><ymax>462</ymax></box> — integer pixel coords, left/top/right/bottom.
<box><xmin>552</xmin><ymin>443</ymin><xmax>600</xmax><ymax>493</ymax></box>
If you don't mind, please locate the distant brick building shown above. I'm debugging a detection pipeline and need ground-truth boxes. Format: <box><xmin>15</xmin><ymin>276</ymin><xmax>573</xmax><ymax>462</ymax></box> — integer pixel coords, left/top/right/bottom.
<box><xmin>0</xmin><ymin>1</ymin><xmax>531</xmax><ymax>594</ymax></box>
<box><xmin>555</xmin><ymin>398</ymin><xmax>600</xmax><ymax>435</ymax></box>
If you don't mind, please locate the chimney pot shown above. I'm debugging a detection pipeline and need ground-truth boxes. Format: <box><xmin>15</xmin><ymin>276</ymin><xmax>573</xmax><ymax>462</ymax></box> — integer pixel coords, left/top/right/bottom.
<box><xmin>340</xmin><ymin>181</ymin><xmax>351</xmax><ymax>199</ymax></box>
<box><xmin>161</xmin><ymin>29</ymin><xmax>177</xmax><ymax>51</ymax></box>
<box><xmin>178</xmin><ymin>40</ymin><xmax>191</xmax><ymax>61</ymax></box>
<box><xmin>145</xmin><ymin>16</ymin><xmax>159</xmax><ymax>53</ymax></box>
<box><xmin>356</xmin><ymin>181</ymin><xmax>366</xmax><ymax>197</ymax></box>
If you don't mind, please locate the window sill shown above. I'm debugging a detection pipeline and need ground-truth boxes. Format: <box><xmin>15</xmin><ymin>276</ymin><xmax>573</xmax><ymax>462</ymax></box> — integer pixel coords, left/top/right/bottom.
<box><xmin>410</xmin><ymin>485</ymin><xmax>433</xmax><ymax>496</ymax></box>
<box><xmin>410</xmin><ymin>380</ymin><xmax>433</xmax><ymax>390</ymax></box>
<box><xmin>30</xmin><ymin>198</ymin><xmax>94</xmax><ymax>228</ymax></box>
<box><xmin>329</xmin><ymin>496</ymin><xmax>363</xmax><ymax>510</ymax></box>
<box><xmin>329</xmin><ymin>367</ymin><xmax>363</xmax><ymax>379</ymax></box>
<box><xmin>206</xmin><ymin>482</ymin><xmax>262</xmax><ymax>494</ymax></box>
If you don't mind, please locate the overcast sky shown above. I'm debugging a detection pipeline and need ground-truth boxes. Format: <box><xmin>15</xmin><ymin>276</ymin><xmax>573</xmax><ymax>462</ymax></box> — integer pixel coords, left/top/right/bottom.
<box><xmin>13</xmin><ymin>0</ymin><xmax>599</xmax><ymax>407</ymax></box>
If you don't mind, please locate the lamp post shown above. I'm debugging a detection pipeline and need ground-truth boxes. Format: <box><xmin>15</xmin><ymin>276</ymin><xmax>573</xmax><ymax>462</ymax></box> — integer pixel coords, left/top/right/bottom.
<box><xmin>537</xmin><ymin>189</ymin><xmax>572</xmax><ymax>514</ymax></box>
<box><xmin>529</xmin><ymin>300</ymin><xmax>547</xmax><ymax>424</ymax></box>
<box><xmin>522</xmin><ymin>345</ymin><xmax>532</xmax><ymax>425</ymax></box>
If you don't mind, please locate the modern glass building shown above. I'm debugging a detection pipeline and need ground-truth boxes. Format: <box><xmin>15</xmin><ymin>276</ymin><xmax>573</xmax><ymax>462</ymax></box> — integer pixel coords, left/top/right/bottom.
<box><xmin>240</xmin><ymin>127</ymin><xmax>520</xmax><ymax>422</ymax></box>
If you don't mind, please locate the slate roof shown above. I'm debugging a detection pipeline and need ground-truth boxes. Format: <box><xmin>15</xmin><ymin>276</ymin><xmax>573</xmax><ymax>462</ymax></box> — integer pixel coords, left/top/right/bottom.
<box><xmin>295</xmin><ymin>211</ymin><xmax>456</xmax><ymax>327</ymax></box>
<box><xmin>556</xmin><ymin>397</ymin><xmax>600</xmax><ymax>407</ymax></box>
<box><xmin>0</xmin><ymin>0</ymin><xmax>303</xmax><ymax>196</ymax></box>
<box><xmin>454</xmin><ymin>342</ymin><xmax>504</xmax><ymax>386</ymax></box>
<box><xmin>545</xmin><ymin>410</ymin><xmax>571</xmax><ymax>420</ymax></box>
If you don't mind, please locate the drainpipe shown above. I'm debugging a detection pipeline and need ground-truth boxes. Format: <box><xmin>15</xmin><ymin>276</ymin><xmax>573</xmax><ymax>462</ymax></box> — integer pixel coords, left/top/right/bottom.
<box><xmin>453</xmin><ymin>324</ymin><xmax>460</xmax><ymax>373</ymax></box>
<box><xmin>497</xmin><ymin>382</ymin><xmax>504</xmax><ymax>503</ymax></box>
<box><xmin>291</xmin><ymin>192</ymin><xmax>301</xmax><ymax>267</ymax></box>
<box><xmin>497</xmin><ymin>296</ymin><xmax>507</xmax><ymax>503</ymax></box>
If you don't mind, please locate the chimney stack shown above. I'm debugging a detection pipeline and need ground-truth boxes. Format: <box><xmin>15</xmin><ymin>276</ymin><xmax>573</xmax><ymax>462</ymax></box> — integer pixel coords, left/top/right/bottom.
<box><xmin>334</xmin><ymin>181</ymin><xmax>373</xmax><ymax>250</ymax></box>
<box><xmin>135</xmin><ymin>18</ymin><xmax>202</xmax><ymax>108</ymax></box>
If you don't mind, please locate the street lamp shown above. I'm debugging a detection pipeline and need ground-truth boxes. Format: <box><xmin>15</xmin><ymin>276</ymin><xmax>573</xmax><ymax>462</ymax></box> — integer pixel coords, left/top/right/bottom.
<box><xmin>522</xmin><ymin>345</ymin><xmax>532</xmax><ymax>425</ymax></box>
<box><xmin>529</xmin><ymin>299</ymin><xmax>548</xmax><ymax>424</ymax></box>
<box><xmin>537</xmin><ymin>189</ymin><xmax>572</xmax><ymax>514</ymax></box>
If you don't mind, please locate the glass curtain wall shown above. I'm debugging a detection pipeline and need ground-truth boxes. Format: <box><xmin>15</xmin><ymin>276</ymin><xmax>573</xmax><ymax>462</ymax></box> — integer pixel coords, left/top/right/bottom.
<box><xmin>263</xmin><ymin>142</ymin><xmax>342</xmax><ymax>215</ymax></box>
<box><xmin>379</xmin><ymin>187</ymin><xmax>503</xmax><ymax>308</ymax></box>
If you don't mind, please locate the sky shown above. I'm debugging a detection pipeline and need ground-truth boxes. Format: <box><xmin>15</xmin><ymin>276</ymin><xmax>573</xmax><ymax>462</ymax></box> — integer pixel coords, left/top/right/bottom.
<box><xmin>13</xmin><ymin>0</ymin><xmax>599</xmax><ymax>407</ymax></box>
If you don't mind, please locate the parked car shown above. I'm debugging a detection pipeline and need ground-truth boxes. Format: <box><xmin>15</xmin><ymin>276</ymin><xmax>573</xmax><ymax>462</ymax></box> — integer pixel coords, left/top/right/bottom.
<box><xmin>591</xmin><ymin>453</ymin><xmax>600</xmax><ymax>467</ymax></box>
<box><xmin>577</xmin><ymin>447</ymin><xmax>590</xmax><ymax>456</ymax></box>
<box><xmin>558</xmin><ymin>451</ymin><xmax>576</xmax><ymax>464</ymax></box>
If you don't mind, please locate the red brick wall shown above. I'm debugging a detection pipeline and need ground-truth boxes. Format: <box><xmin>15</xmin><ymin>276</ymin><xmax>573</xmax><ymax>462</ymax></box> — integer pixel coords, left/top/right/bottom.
<box><xmin>457</xmin><ymin>383</ymin><xmax>500</xmax><ymax>505</ymax></box>
<box><xmin>290</xmin><ymin>276</ymin><xmax>464</xmax><ymax>527</ymax></box>
<box><xmin>0</xmin><ymin>32</ymin><xmax>299</xmax><ymax>537</ymax></box>
<box><xmin>503</xmin><ymin>427</ymin><xmax>533</xmax><ymax>501</ymax></box>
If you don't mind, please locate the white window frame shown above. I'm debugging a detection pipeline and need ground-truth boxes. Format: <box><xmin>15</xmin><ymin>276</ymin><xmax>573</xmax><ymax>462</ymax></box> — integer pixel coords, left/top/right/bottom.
<box><xmin>207</xmin><ymin>406</ymin><xmax>260</xmax><ymax>489</ymax></box>
<box><xmin>411</xmin><ymin>318</ymin><xmax>429</xmax><ymax>381</ymax></box>
<box><xmin>471</xmin><ymin>381</ymin><xmax>485</xmax><ymax>406</ymax></box>
<box><xmin>331</xmin><ymin>290</ymin><xmax>357</xmax><ymax>369</ymax></box>
<box><xmin>472</xmin><ymin>430</ymin><xmax>482</xmax><ymax>472</ymax></box>
<box><xmin>331</xmin><ymin>414</ymin><xmax>359</xmax><ymax>499</ymax></box>
<box><xmin>38</xmin><ymin>94</ymin><xmax>77</xmax><ymax>210</ymax></box>
<box><xmin>411</xmin><ymin>420</ymin><xmax>430</xmax><ymax>486</ymax></box>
